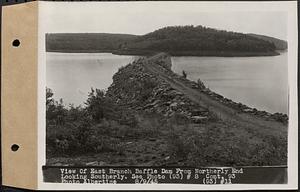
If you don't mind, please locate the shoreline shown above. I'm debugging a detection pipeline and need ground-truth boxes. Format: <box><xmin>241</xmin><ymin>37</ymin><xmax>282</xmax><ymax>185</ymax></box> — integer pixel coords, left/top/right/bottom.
<box><xmin>46</xmin><ymin>50</ymin><xmax>281</xmax><ymax>57</ymax></box>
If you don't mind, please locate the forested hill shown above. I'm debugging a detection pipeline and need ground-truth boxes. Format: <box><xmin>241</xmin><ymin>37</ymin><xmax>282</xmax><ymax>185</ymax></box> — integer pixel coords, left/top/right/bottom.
<box><xmin>46</xmin><ymin>25</ymin><xmax>281</xmax><ymax>56</ymax></box>
<box><xmin>46</xmin><ymin>33</ymin><xmax>138</xmax><ymax>52</ymax></box>
<box><xmin>247</xmin><ymin>33</ymin><xmax>288</xmax><ymax>50</ymax></box>
<box><xmin>117</xmin><ymin>26</ymin><xmax>278</xmax><ymax>56</ymax></box>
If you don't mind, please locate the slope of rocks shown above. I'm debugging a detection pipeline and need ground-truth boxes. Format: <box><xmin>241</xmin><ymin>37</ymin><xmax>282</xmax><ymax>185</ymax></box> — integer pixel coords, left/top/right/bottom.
<box><xmin>107</xmin><ymin>55</ymin><xmax>211</xmax><ymax>123</ymax></box>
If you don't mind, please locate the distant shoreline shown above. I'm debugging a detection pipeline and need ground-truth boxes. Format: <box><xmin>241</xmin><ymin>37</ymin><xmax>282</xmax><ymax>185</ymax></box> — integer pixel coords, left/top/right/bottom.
<box><xmin>46</xmin><ymin>49</ymin><xmax>280</xmax><ymax>57</ymax></box>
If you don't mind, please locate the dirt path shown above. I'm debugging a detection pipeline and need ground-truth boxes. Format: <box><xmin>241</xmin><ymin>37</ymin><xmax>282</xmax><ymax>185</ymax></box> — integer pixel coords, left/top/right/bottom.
<box><xmin>142</xmin><ymin>57</ymin><xmax>287</xmax><ymax>137</ymax></box>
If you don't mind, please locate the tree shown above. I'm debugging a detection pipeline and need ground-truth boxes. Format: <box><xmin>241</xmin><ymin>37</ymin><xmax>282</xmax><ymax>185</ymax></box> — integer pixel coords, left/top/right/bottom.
<box><xmin>85</xmin><ymin>88</ymin><xmax>117</xmax><ymax>122</ymax></box>
<box><xmin>46</xmin><ymin>87</ymin><xmax>67</xmax><ymax>125</ymax></box>
<box><xmin>46</xmin><ymin>87</ymin><xmax>54</xmax><ymax>108</ymax></box>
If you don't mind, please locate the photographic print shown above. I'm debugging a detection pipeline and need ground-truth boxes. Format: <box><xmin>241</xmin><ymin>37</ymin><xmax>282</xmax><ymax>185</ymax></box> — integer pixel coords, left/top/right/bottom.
<box><xmin>38</xmin><ymin>1</ymin><xmax>297</xmax><ymax>188</ymax></box>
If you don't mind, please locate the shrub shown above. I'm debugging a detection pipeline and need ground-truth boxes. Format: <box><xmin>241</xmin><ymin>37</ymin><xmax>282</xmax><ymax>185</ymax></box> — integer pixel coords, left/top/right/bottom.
<box><xmin>119</xmin><ymin>113</ymin><xmax>139</xmax><ymax>127</ymax></box>
<box><xmin>167</xmin><ymin>132</ymin><xmax>191</xmax><ymax>159</ymax></box>
<box><xmin>85</xmin><ymin>88</ymin><xmax>119</xmax><ymax>122</ymax></box>
<box><xmin>197</xmin><ymin>79</ymin><xmax>206</xmax><ymax>89</ymax></box>
<box><xmin>207</xmin><ymin>110</ymin><xmax>220</xmax><ymax>122</ymax></box>
<box><xmin>182</xmin><ymin>70</ymin><xmax>187</xmax><ymax>78</ymax></box>
<box><xmin>84</xmin><ymin>134</ymin><xmax>119</xmax><ymax>153</ymax></box>
<box><xmin>46</xmin><ymin>87</ymin><xmax>141</xmax><ymax>156</ymax></box>
<box><xmin>169</xmin><ymin>113</ymin><xmax>190</xmax><ymax>125</ymax></box>
<box><xmin>166</xmin><ymin>121</ymin><xmax>193</xmax><ymax>159</ymax></box>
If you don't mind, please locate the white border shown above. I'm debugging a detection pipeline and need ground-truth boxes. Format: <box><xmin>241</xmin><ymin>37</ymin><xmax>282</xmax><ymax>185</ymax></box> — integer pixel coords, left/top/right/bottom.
<box><xmin>37</xmin><ymin>1</ymin><xmax>298</xmax><ymax>190</ymax></box>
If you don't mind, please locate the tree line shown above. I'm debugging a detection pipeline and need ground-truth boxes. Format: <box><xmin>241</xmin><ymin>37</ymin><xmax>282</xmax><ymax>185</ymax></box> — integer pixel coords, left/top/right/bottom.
<box><xmin>123</xmin><ymin>25</ymin><xmax>276</xmax><ymax>53</ymax></box>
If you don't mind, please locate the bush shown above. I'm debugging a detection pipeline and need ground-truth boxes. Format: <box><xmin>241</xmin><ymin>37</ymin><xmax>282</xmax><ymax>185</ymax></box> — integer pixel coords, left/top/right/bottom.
<box><xmin>167</xmin><ymin>131</ymin><xmax>191</xmax><ymax>159</ymax></box>
<box><xmin>85</xmin><ymin>88</ymin><xmax>119</xmax><ymax>122</ymax></box>
<box><xmin>84</xmin><ymin>134</ymin><xmax>119</xmax><ymax>153</ymax></box>
<box><xmin>182</xmin><ymin>70</ymin><xmax>187</xmax><ymax>78</ymax></box>
<box><xmin>169</xmin><ymin>113</ymin><xmax>190</xmax><ymax>125</ymax></box>
<box><xmin>46</xmin><ymin>87</ymin><xmax>151</xmax><ymax>157</ymax></box>
<box><xmin>207</xmin><ymin>110</ymin><xmax>220</xmax><ymax>122</ymax></box>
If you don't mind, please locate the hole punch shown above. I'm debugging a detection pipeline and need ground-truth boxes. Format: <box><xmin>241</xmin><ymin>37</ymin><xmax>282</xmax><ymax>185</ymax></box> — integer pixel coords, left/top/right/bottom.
<box><xmin>12</xmin><ymin>39</ymin><xmax>20</xmax><ymax>47</ymax></box>
<box><xmin>11</xmin><ymin>144</ymin><xmax>19</xmax><ymax>152</ymax></box>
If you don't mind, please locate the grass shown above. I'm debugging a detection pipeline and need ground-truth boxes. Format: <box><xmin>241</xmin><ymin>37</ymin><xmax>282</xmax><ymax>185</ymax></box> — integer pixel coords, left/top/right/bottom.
<box><xmin>165</xmin><ymin>120</ymin><xmax>287</xmax><ymax>166</ymax></box>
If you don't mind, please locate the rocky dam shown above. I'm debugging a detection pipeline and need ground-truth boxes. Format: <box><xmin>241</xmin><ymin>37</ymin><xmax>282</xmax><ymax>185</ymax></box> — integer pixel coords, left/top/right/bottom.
<box><xmin>107</xmin><ymin>52</ymin><xmax>288</xmax><ymax>125</ymax></box>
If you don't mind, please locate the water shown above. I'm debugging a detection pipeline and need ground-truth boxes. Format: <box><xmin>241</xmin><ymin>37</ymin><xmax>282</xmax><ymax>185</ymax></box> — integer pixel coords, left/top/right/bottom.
<box><xmin>171</xmin><ymin>52</ymin><xmax>288</xmax><ymax>114</ymax></box>
<box><xmin>47</xmin><ymin>52</ymin><xmax>288</xmax><ymax>114</ymax></box>
<box><xmin>46</xmin><ymin>52</ymin><xmax>136</xmax><ymax>106</ymax></box>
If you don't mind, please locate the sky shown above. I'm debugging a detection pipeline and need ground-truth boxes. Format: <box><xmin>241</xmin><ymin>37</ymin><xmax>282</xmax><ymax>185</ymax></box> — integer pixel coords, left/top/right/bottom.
<box><xmin>40</xmin><ymin>1</ymin><xmax>290</xmax><ymax>40</ymax></box>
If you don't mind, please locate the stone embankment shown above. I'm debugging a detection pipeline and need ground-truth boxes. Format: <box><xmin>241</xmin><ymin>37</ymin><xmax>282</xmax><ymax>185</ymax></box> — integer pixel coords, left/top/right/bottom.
<box><xmin>107</xmin><ymin>53</ymin><xmax>288</xmax><ymax>124</ymax></box>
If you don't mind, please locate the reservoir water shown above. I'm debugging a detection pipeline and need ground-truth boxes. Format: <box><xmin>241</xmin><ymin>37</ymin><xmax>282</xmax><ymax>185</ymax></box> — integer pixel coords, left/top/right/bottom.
<box><xmin>172</xmin><ymin>52</ymin><xmax>288</xmax><ymax>114</ymax></box>
<box><xmin>46</xmin><ymin>53</ymin><xmax>136</xmax><ymax>106</ymax></box>
<box><xmin>47</xmin><ymin>52</ymin><xmax>288</xmax><ymax>114</ymax></box>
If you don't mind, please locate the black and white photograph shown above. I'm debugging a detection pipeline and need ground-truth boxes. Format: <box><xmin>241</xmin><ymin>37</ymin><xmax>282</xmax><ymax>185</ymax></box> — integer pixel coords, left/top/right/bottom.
<box><xmin>39</xmin><ymin>1</ymin><xmax>297</xmax><ymax>187</ymax></box>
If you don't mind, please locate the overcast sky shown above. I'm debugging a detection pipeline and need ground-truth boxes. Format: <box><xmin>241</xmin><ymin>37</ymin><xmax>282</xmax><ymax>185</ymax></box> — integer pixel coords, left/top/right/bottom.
<box><xmin>40</xmin><ymin>1</ymin><xmax>289</xmax><ymax>40</ymax></box>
